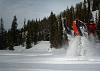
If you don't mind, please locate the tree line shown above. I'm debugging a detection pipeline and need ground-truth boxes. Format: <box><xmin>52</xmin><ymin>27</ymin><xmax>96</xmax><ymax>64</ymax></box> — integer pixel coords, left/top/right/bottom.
<box><xmin>0</xmin><ymin>0</ymin><xmax>93</xmax><ymax>50</ymax></box>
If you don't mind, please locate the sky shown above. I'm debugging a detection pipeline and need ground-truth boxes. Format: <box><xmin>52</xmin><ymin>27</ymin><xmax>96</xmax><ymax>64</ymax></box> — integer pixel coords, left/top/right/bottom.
<box><xmin>0</xmin><ymin>0</ymin><xmax>83</xmax><ymax>30</ymax></box>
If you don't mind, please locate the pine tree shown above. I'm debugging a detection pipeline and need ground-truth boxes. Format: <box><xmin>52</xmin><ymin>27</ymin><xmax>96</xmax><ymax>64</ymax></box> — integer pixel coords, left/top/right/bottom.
<box><xmin>49</xmin><ymin>12</ymin><xmax>59</xmax><ymax>48</ymax></box>
<box><xmin>39</xmin><ymin>17</ymin><xmax>49</xmax><ymax>41</ymax></box>
<box><xmin>58</xmin><ymin>15</ymin><xmax>63</xmax><ymax>47</ymax></box>
<box><xmin>6</xmin><ymin>30</ymin><xmax>12</xmax><ymax>50</ymax></box>
<box><xmin>69</xmin><ymin>6</ymin><xmax>75</xmax><ymax>29</ymax></box>
<box><xmin>75</xmin><ymin>2</ymin><xmax>83</xmax><ymax>20</ymax></box>
<box><xmin>0</xmin><ymin>18</ymin><xmax>6</xmax><ymax>49</ymax></box>
<box><xmin>38</xmin><ymin>19</ymin><xmax>43</xmax><ymax>41</ymax></box>
<box><xmin>26</xmin><ymin>20</ymin><xmax>32</xmax><ymax>49</ymax></box>
<box><xmin>26</xmin><ymin>30</ymin><xmax>32</xmax><ymax>49</ymax></box>
<box><xmin>11</xmin><ymin>16</ymin><xmax>18</xmax><ymax>45</ymax></box>
<box><xmin>9</xmin><ymin>16</ymin><xmax>18</xmax><ymax>50</ymax></box>
<box><xmin>33</xmin><ymin>19</ymin><xmax>38</xmax><ymax>45</ymax></box>
<box><xmin>21</xmin><ymin>19</ymin><xmax>26</xmax><ymax>46</ymax></box>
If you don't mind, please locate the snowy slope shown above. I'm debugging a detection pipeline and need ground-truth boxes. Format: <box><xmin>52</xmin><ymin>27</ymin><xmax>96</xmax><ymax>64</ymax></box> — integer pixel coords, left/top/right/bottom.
<box><xmin>0</xmin><ymin>41</ymin><xmax>51</xmax><ymax>55</ymax></box>
<box><xmin>0</xmin><ymin>41</ymin><xmax>67</xmax><ymax>57</ymax></box>
<box><xmin>0</xmin><ymin>37</ymin><xmax>100</xmax><ymax>71</ymax></box>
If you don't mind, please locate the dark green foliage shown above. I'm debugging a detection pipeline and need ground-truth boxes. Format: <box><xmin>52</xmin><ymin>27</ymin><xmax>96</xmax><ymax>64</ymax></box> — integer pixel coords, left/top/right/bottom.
<box><xmin>49</xmin><ymin>12</ymin><xmax>59</xmax><ymax>48</ymax></box>
<box><xmin>26</xmin><ymin>30</ymin><xmax>32</xmax><ymax>49</ymax></box>
<box><xmin>7</xmin><ymin>30</ymin><xmax>14</xmax><ymax>50</ymax></box>
<box><xmin>26</xmin><ymin>20</ymin><xmax>32</xmax><ymax>49</ymax></box>
<box><xmin>7</xmin><ymin>16</ymin><xmax>18</xmax><ymax>50</ymax></box>
<box><xmin>32</xmin><ymin>20</ymin><xmax>38</xmax><ymax>45</ymax></box>
<box><xmin>11</xmin><ymin>16</ymin><xmax>18</xmax><ymax>46</ymax></box>
<box><xmin>20</xmin><ymin>19</ymin><xmax>26</xmax><ymax>47</ymax></box>
<box><xmin>38</xmin><ymin>18</ymin><xmax>50</xmax><ymax>41</ymax></box>
<box><xmin>0</xmin><ymin>18</ymin><xmax>7</xmax><ymax>50</ymax></box>
<box><xmin>57</xmin><ymin>15</ymin><xmax>63</xmax><ymax>47</ymax></box>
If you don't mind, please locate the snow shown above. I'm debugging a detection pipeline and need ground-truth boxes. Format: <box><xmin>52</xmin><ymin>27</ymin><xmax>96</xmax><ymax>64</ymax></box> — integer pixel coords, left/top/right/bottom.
<box><xmin>66</xmin><ymin>36</ymin><xmax>82</xmax><ymax>56</ymax></box>
<box><xmin>0</xmin><ymin>35</ymin><xmax>100</xmax><ymax>71</ymax></box>
<box><xmin>66</xmin><ymin>34</ymin><xmax>100</xmax><ymax>57</ymax></box>
<box><xmin>92</xmin><ymin>10</ymin><xmax>99</xmax><ymax>22</ymax></box>
<box><xmin>0</xmin><ymin>41</ymin><xmax>51</xmax><ymax>55</ymax></box>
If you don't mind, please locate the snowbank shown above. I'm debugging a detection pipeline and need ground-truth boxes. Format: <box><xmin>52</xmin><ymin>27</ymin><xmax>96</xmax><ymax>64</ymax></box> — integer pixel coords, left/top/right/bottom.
<box><xmin>0</xmin><ymin>41</ymin><xmax>51</xmax><ymax>55</ymax></box>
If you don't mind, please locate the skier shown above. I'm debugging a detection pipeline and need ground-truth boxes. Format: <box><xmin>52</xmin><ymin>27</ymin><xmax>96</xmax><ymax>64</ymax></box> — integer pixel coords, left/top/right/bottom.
<box><xmin>72</xmin><ymin>17</ymin><xmax>87</xmax><ymax>36</ymax></box>
<box><xmin>87</xmin><ymin>19</ymin><xmax>96</xmax><ymax>37</ymax></box>
<box><xmin>72</xmin><ymin>17</ymin><xmax>88</xmax><ymax>56</ymax></box>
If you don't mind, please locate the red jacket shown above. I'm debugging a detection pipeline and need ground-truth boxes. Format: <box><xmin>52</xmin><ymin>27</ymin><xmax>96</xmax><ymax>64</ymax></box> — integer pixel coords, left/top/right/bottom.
<box><xmin>87</xmin><ymin>23</ymin><xmax>96</xmax><ymax>32</ymax></box>
<box><xmin>72</xmin><ymin>21</ymin><xmax>80</xmax><ymax>36</ymax></box>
